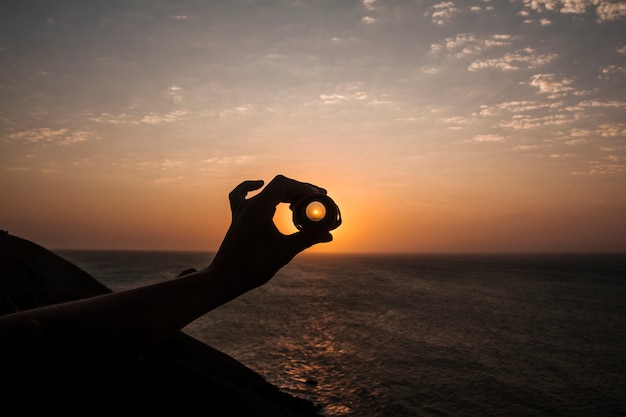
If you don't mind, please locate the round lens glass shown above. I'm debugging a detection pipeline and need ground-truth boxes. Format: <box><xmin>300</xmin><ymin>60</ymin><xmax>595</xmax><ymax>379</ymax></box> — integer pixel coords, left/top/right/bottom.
<box><xmin>305</xmin><ymin>201</ymin><xmax>326</xmax><ymax>222</ymax></box>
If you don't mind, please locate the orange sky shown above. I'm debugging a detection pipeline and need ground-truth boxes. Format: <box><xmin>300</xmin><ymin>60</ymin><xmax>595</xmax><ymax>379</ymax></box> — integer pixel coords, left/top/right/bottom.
<box><xmin>1</xmin><ymin>1</ymin><xmax>625</xmax><ymax>253</ymax></box>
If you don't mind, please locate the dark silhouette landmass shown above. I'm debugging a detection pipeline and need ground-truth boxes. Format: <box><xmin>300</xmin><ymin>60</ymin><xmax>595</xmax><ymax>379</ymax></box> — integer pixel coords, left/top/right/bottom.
<box><xmin>0</xmin><ymin>231</ymin><xmax>321</xmax><ymax>416</ymax></box>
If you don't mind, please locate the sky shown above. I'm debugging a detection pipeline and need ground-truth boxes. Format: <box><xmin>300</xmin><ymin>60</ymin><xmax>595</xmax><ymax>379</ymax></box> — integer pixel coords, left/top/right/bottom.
<box><xmin>1</xmin><ymin>0</ymin><xmax>625</xmax><ymax>253</ymax></box>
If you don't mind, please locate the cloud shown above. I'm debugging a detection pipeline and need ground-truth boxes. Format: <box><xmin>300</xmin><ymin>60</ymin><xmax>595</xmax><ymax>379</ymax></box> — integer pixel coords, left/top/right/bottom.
<box><xmin>585</xmin><ymin>160</ymin><xmax>626</xmax><ymax>174</ymax></box>
<box><xmin>430</xmin><ymin>2</ymin><xmax>460</xmax><ymax>25</ymax></box>
<box><xmin>4</xmin><ymin>128</ymin><xmax>92</xmax><ymax>145</ymax></box>
<box><xmin>430</xmin><ymin>34</ymin><xmax>515</xmax><ymax>59</ymax></box>
<box><xmin>154</xmin><ymin>176</ymin><xmax>186</xmax><ymax>184</ymax></box>
<box><xmin>167</xmin><ymin>85</ymin><xmax>183</xmax><ymax>104</ymax></box>
<box><xmin>160</xmin><ymin>159</ymin><xmax>183</xmax><ymax>169</ymax></box>
<box><xmin>529</xmin><ymin>73</ymin><xmax>575</xmax><ymax>98</ymax></box>
<box><xmin>596</xmin><ymin>123</ymin><xmax>626</xmax><ymax>137</ymax></box>
<box><xmin>599</xmin><ymin>64</ymin><xmax>626</xmax><ymax>79</ymax></box>
<box><xmin>319</xmin><ymin>91</ymin><xmax>368</xmax><ymax>104</ymax></box>
<box><xmin>559</xmin><ymin>0</ymin><xmax>589</xmax><ymax>14</ymax></box>
<box><xmin>218</xmin><ymin>105</ymin><xmax>252</xmax><ymax>118</ymax></box>
<box><xmin>468</xmin><ymin>47</ymin><xmax>557</xmax><ymax>71</ymax></box>
<box><xmin>202</xmin><ymin>155</ymin><xmax>253</xmax><ymax>165</ymax></box>
<box><xmin>467</xmin><ymin>134</ymin><xmax>505</xmax><ymax>142</ymax></box>
<box><xmin>595</xmin><ymin>1</ymin><xmax>626</xmax><ymax>21</ymax></box>
<box><xmin>512</xmin><ymin>144</ymin><xmax>541</xmax><ymax>151</ymax></box>
<box><xmin>569</xmin><ymin>128</ymin><xmax>592</xmax><ymax>137</ymax></box>
<box><xmin>90</xmin><ymin>110</ymin><xmax>190</xmax><ymax>125</ymax></box>
<box><xmin>141</xmin><ymin>109</ymin><xmax>190</xmax><ymax>124</ymax></box>
<box><xmin>88</xmin><ymin>112</ymin><xmax>140</xmax><ymax>125</ymax></box>
<box><xmin>479</xmin><ymin>100</ymin><xmax>564</xmax><ymax>116</ymax></box>
<box><xmin>362</xmin><ymin>0</ymin><xmax>377</xmax><ymax>11</ymax></box>
<box><xmin>499</xmin><ymin>113</ymin><xmax>571</xmax><ymax>129</ymax></box>
<box><xmin>362</xmin><ymin>16</ymin><xmax>376</xmax><ymax>24</ymax></box>
<box><xmin>578</xmin><ymin>100</ymin><xmax>626</xmax><ymax>109</ymax></box>
<box><xmin>518</xmin><ymin>0</ymin><xmax>626</xmax><ymax>22</ymax></box>
<box><xmin>420</xmin><ymin>65</ymin><xmax>442</xmax><ymax>74</ymax></box>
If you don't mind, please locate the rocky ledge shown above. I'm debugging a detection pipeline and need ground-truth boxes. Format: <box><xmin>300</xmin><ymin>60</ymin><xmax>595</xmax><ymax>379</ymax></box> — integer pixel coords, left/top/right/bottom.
<box><xmin>0</xmin><ymin>231</ymin><xmax>321</xmax><ymax>416</ymax></box>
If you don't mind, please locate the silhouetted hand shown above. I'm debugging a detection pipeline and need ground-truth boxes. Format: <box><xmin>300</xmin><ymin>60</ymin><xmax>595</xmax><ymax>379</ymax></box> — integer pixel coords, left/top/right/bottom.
<box><xmin>209</xmin><ymin>175</ymin><xmax>333</xmax><ymax>291</ymax></box>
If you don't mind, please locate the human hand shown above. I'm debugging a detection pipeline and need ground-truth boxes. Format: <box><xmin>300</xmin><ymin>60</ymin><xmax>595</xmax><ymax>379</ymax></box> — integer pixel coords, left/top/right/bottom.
<box><xmin>209</xmin><ymin>175</ymin><xmax>335</xmax><ymax>291</ymax></box>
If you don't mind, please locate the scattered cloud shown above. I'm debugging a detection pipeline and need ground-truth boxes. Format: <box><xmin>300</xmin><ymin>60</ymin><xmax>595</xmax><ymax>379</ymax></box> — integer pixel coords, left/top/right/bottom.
<box><xmin>202</xmin><ymin>155</ymin><xmax>253</xmax><ymax>165</ymax></box>
<box><xmin>512</xmin><ymin>144</ymin><xmax>541</xmax><ymax>151</ymax></box>
<box><xmin>167</xmin><ymin>85</ymin><xmax>183</xmax><ymax>104</ymax></box>
<box><xmin>218</xmin><ymin>105</ymin><xmax>252</xmax><ymax>118</ymax></box>
<box><xmin>499</xmin><ymin>113</ymin><xmax>572</xmax><ymax>129</ymax></box>
<box><xmin>141</xmin><ymin>109</ymin><xmax>190</xmax><ymax>124</ymax></box>
<box><xmin>154</xmin><ymin>176</ymin><xmax>186</xmax><ymax>184</ymax></box>
<box><xmin>88</xmin><ymin>112</ymin><xmax>140</xmax><ymax>125</ymax></box>
<box><xmin>362</xmin><ymin>16</ymin><xmax>376</xmax><ymax>24</ymax></box>
<box><xmin>430</xmin><ymin>34</ymin><xmax>515</xmax><ymax>59</ymax></box>
<box><xmin>469</xmin><ymin>47</ymin><xmax>558</xmax><ymax>71</ymax></box>
<box><xmin>419</xmin><ymin>65</ymin><xmax>443</xmax><ymax>74</ymax></box>
<box><xmin>529</xmin><ymin>73</ymin><xmax>575</xmax><ymax>98</ymax></box>
<box><xmin>430</xmin><ymin>2</ymin><xmax>461</xmax><ymax>25</ymax></box>
<box><xmin>517</xmin><ymin>0</ymin><xmax>626</xmax><ymax>22</ymax></box>
<box><xmin>362</xmin><ymin>0</ymin><xmax>378</xmax><ymax>11</ymax></box>
<box><xmin>596</xmin><ymin>123</ymin><xmax>626</xmax><ymax>137</ymax></box>
<box><xmin>467</xmin><ymin>134</ymin><xmax>505</xmax><ymax>142</ymax></box>
<box><xmin>160</xmin><ymin>159</ymin><xmax>183</xmax><ymax>169</ymax></box>
<box><xmin>584</xmin><ymin>160</ymin><xmax>626</xmax><ymax>174</ymax></box>
<box><xmin>4</xmin><ymin>128</ymin><xmax>92</xmax><ymax>145</ymax></box>
<box><xmin>319</xmin><ymin>92</ymin><xmax>366</xmax><ymax>104</ymax></box>
<box><xmin>578</xmin><ymin>100</ymin><xmax>626</xmax><ymax>109</ymax></box>
<box><xmin>599</xmin><ymin>64</ymin><xmax>626</xmax><ymax>79</ymax></box>
<box><xmin>595</xmin><ymin>1</ymin><xmax>626</xmax><ymax>21</ymax></box>
<box><xmin>479</xmin><ymin>100</ymin><xmax>564</xmax><ymax>116</ymax></box>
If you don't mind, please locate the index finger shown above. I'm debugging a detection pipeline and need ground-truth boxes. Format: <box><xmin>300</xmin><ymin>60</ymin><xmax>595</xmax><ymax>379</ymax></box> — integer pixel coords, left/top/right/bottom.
<box><xmin>260</xmin><ymin>174</ymin><xmax>327</xmax><ymax>205</ymax></box>
<box><xmin>229</xmin><ymin>179</ymin><xmax>265</xmax><ymax>214</ymax></box>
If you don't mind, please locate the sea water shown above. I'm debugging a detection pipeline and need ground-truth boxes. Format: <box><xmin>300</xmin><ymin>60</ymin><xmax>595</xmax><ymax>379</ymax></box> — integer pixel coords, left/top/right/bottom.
<box><xmin>57</xmin><ymin>251</ymin><xmax>626</xmax><ymax>417</ymax></box>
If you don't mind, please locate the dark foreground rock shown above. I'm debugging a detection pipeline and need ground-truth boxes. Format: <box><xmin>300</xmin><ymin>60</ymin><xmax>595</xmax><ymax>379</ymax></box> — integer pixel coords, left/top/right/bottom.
<box><xmin>0</xmin><ymin>232</ymin><xmax>322</xmax><ymax>416</ymax></box>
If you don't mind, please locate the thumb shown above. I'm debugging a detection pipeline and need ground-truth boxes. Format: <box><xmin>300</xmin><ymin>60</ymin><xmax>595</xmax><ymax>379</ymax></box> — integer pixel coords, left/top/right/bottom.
<box><xmin>287</xmin><ymin>231</ymin><xmax>333</xmax><ymax>255</ymax></box>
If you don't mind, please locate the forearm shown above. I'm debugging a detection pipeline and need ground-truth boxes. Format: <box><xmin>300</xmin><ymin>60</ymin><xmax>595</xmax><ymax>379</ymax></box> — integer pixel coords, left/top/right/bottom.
<box><xmin>0</xmin><ymin>265</ymin><xmax>247</xmax><ymax>374</ymax></box>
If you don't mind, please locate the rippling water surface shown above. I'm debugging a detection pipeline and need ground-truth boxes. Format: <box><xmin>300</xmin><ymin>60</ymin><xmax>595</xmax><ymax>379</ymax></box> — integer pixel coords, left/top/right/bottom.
<box><xmin>59</xmin><ymin>251</ymin><xmax>626</xmax><ymax>417</ymax></box>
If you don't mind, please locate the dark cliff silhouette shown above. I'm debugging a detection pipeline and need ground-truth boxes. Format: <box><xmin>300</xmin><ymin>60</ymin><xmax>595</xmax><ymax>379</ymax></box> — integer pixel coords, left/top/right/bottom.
<box><xmin>0</xmin><ymin>231</ymin><xmax>321</xmax><ymax>416</ymax></box>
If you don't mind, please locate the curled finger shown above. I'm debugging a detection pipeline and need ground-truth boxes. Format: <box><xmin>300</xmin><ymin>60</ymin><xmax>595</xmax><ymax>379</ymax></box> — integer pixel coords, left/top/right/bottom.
<box><xmin>228</xmin><ymin>180</ymin><xmax>264</xmax><ymax>215</ymax></box>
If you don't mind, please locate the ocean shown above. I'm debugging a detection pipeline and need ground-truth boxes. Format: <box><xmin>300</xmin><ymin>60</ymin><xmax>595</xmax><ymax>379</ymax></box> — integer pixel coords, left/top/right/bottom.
<box><xmin>57</xmin><ymin>251</ymin><xmax>626</xmax><ymax>417</ymax></box>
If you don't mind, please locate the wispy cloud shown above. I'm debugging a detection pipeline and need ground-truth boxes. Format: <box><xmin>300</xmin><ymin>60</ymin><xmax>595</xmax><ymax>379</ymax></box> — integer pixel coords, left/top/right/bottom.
<box><xmin>499</xmin><ymin>113</ymin><xmax>571</xmax><ymax>129</ymax></box>
<box><xmin>218</xmin><ymin>105</ymin><xmax>253</xmax><ymax>118</ymax></box>
<box><xmin>430</xmin><ymin>2</ymin><xmax>461</xmax><ymax>25</ymax></box>
<box><xmin>88</xmin><ymin>112</ymin><xmax>140</xmax><ymax>125</ymax></box>
<box><xmin>88</xmin><ymin>109</ymin><xmax>191</xmax><ymax>125</ymax></box>
<box><xmin>529</xmin><ymin>73</ymin><xmax>576</xmax><ymax>98</ymax></box>
<box><xmin>518</xmin><ymin>0</ymin><xmax>626</xmax><ymax>22</ymax></box>
<box><xmin>140</xmin><ymin>110</ymin><xmax>190</xmax><ymax>124</ymax></box>
<box><xmin>467</xmin><ymin>134</ymin><xmax>505</xmax><ymax>142</ymax></box>
<box><xmin>319</xmin><ymin>91</ymin><xmax>368</xmax><ymax>104</ymax></box>
<box><xmin>469</xmin><ymin>47</ymin><xmax>558</xmax><ymax>71</ymax></box>
<box><xmin>430</xmin><ymin>34</ymin><xmax>515</xmax><ymax>59</ymax></box>
<box><xmin>362</xmin><ymin>0</ymin><xmax>377</xmax><ymax>11</ymax></box>
<box><xmin>479</xmin><ymin>100</ymin><xmax>564</xmax><ymax>116</ymax></box>
<box><xmin>362</xmin><ymin>16</ymin><xmax>376</xmax><ymax>24</ymax></box>
<box><xmin>4</xmin><ymin>128</ymin><xmax>93</xmax><ymax>145</ymax></box>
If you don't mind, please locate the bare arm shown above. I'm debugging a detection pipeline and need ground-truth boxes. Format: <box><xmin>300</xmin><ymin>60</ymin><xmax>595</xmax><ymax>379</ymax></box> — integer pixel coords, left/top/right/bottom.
<box><xmin>0</xmin><ymin>175</ymin><xmax>333</xmax><ymax>376</ymax></box>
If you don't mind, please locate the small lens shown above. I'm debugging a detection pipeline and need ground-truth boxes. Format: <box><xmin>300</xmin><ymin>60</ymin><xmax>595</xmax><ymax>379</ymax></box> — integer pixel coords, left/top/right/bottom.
<box><xmin>305</xmin><ymin>201</ymin><xmax>326</xmax><ymax>222</ymax></box>
<box><xmin>292</xmin><ymin>192</ymin><xmax>341</xmax><ymax>232</ymax></box>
